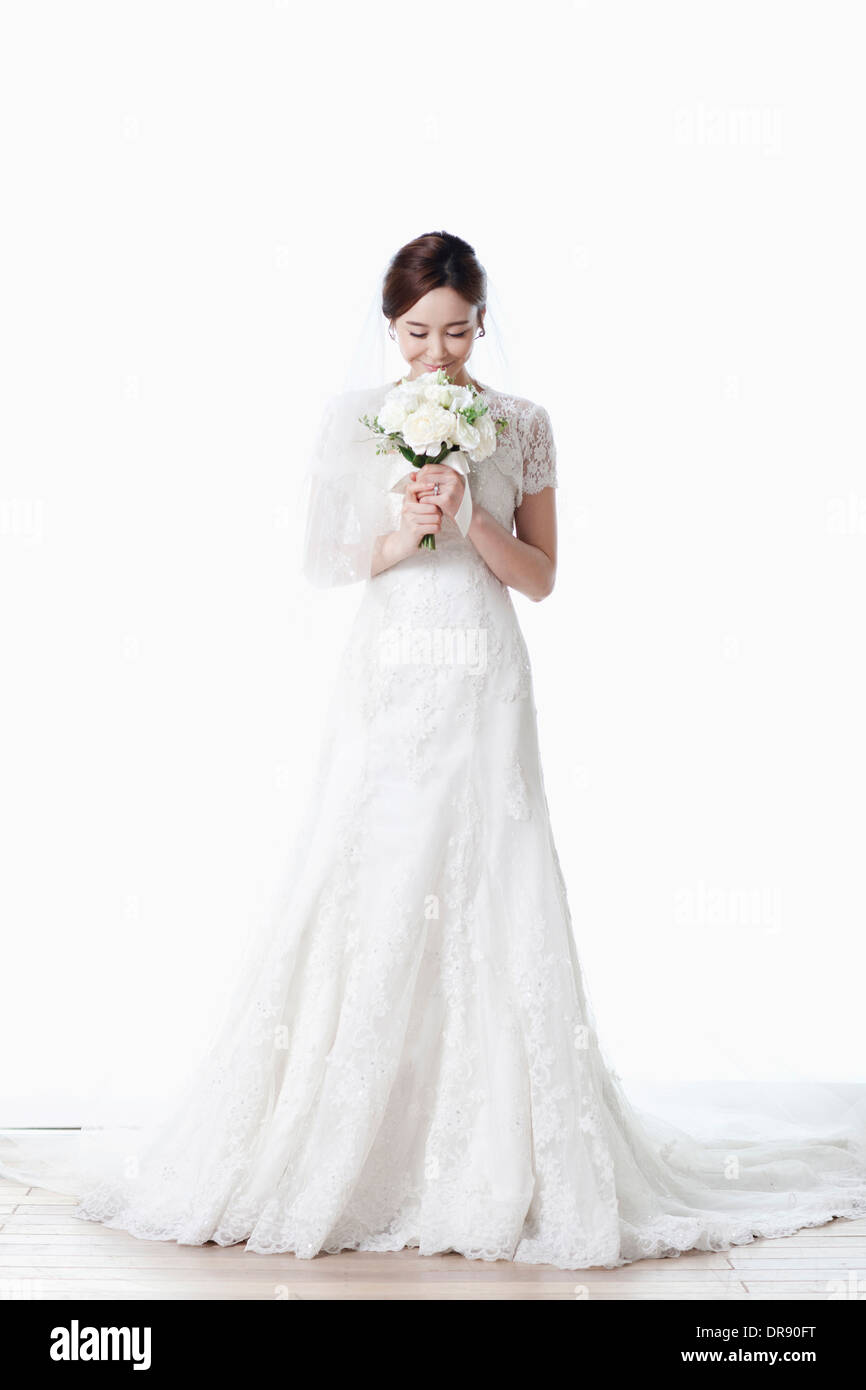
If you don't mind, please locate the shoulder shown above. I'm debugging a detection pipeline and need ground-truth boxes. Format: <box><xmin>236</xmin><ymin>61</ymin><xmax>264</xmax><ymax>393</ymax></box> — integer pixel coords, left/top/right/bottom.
<box><xmin>483</xmin><ymin>387</ymin><xmax>554</xmax><ymax>434</ymax></box>
<box><xmin>484</xmin><ymin>390</ymin><xmax>555</xmax><ymax>468</ymax></box>
<box><xmin>483</xmin><ymin>385</ymin><xmax>547</xmax><ymax>414</ymax></box>
<box><xmin>482</xmin><ymin>389</ymin><xmax>557</xmax><ymax>499</ymax></box>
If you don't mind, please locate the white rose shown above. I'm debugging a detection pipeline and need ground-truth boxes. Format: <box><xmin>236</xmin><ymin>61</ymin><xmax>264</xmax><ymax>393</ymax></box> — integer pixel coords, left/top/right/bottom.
<box><xmin>470</xmin><ymin>410</ymin><xmax>498</xmax><ymax>460</ymax></box>
<box><xmin>399</xmin><ymin>382</ymin><xmax>424</xmax><ymax>409</ymax></box>
<box><xmin>449</xmin><ymin>385</ymin><xmax>474</xmax><ymax>411</ymax></box>
<box><xmin>377</xmin><ymin>396</ymin><xmax>410</xmax><ymax>433</ymax></box>
<box><xmin>402</xmin><ymin>404</ymin><xmax>456</xmax><ymax>453</ymax></box>
<box><xmin>422</xmin><ymin>381</ymin><xmax>454</xmax><ymax>407</ymax></box>
<box><xmin>394</xmin><ymin>376</ymin><xmax>423</xmax><ymax>401</ymax></box>
<box><xmin>455</xmin><ymin>413</ymin><xmax>481</xmax><ymax>453</ymax></box>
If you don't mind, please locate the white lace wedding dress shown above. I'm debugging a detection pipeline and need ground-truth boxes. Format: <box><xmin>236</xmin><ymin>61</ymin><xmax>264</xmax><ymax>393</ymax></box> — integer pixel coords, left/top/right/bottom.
<box><xmin>3</xmin><ymin>382</ymin><xmax>866</xmax><ymax>1267</ymax></box>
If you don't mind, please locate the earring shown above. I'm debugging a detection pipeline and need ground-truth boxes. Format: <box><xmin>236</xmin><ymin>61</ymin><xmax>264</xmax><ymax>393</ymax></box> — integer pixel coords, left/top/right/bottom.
<box><xmin>388</xmin><ymin>325</ymin><xmax>396</xmax><ymax>341</ymax></box>
<box><xmin>476</xmin><ymin>325</ymin><xmax>486</xmax><ymax>339</ymax></box>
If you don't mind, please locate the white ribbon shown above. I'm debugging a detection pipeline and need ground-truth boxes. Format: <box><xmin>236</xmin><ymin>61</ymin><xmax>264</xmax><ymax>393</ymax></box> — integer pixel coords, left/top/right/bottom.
<box><xmin>384</xmin><ymin>449</ymin><xmax>473</xmax><ymax>538</ymax></box>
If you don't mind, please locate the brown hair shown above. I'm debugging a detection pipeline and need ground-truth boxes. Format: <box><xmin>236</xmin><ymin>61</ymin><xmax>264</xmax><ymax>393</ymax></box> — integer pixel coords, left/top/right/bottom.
<box><xmin>382</xmin><ymin>230</ymin><xmax>487</xmax><ymax>333</ymax></box>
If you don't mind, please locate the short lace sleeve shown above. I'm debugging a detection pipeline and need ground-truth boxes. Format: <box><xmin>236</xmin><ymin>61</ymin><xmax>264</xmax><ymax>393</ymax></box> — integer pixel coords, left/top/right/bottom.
<box><xmin>519</xmin><ymin>402</ymin><xmax>558</xmax><ymax>502</ymax></box>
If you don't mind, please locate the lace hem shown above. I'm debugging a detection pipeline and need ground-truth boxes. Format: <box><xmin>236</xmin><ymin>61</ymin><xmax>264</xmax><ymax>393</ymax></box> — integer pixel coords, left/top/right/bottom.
<box><xmin>73</xmin><ymin>1187</ymin><xmax>866</xmax><ymax>1269</ymax></box>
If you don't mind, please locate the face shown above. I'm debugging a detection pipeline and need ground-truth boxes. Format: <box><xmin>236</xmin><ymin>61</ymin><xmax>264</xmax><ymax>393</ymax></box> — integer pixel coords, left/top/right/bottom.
<box><xmin>393</xmin><ymin>285</ymin><xmax>484</xmax><ymax>385</ymax></box>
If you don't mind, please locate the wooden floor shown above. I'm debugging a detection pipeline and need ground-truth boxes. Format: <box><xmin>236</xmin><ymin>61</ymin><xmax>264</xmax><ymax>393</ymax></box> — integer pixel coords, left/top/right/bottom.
<box><xmin>2</xmin><ymin>1182</ymin><xmax>865</xmax><ymax>1300</ymax></box>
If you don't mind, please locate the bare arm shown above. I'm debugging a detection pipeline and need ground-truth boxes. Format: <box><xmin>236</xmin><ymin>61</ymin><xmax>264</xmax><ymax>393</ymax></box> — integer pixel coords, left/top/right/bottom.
<box><xmin>466</xmin><ymin>487</ymin><xmax>557</xmax><ymax>602</ymax></box>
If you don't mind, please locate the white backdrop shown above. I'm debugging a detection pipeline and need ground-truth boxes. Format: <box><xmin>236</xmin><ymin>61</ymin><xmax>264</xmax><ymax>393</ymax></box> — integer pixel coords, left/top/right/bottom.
<box><xmin>1</xmin><ymin>0</ymin><xmax>864</xmax><ymax>1125</ymax></box>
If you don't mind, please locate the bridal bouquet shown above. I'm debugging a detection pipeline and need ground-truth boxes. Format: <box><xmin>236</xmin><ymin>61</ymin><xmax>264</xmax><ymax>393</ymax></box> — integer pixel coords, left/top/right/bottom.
<box><xmin>360</xmin><ymin>370</ymin><xmax>507</xmax><ymax>549</ymax></box>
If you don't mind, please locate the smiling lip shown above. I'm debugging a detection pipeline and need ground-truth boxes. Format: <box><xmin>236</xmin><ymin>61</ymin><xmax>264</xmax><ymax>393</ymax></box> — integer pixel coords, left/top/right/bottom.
<box><xmin>424</xmin><ymin>362</ymin><xmax>449</xmax><ymax>370</ymax></box>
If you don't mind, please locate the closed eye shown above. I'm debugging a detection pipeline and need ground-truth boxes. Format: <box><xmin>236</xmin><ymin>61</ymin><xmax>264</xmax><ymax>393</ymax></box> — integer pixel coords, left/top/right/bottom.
<box><xmin>409</xmin><ymin>331</ymin><xmax>468</xmax><ymax>339</ymax></box>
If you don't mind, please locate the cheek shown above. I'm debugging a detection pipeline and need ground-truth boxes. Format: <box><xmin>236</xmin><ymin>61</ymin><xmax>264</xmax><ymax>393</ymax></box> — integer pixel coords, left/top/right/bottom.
<box><xmin>397</xmin><ymin>332</ymin><xmax>424</xmax><ymax>358</ymax></box>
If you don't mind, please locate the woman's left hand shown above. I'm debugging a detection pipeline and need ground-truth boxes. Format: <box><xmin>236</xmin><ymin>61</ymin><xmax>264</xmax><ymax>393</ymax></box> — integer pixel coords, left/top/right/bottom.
<box><xmin>413</xmin><ymin>461</ymin><xmax>466</xmax><ymax>522</ymax></box>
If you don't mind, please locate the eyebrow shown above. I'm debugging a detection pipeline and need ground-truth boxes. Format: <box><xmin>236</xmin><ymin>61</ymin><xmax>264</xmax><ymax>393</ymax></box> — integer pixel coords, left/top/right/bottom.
<box><xmin>405</xmin><ymin>319</ymin><xmax>471</xmax><ymax>327</ymax></box>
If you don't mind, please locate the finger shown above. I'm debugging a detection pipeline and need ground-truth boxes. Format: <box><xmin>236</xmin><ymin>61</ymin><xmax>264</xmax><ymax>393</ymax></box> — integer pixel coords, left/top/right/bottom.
<box><xmin>419</xmin><ymin>462</ymin><xmax>458</xmax><ymax>477</ymax></box>
<box><xmin>407</xmin><ymin>493</ymin><xmax>442</xmax><ymax>508</ymax></box>
<box><xmin>406</xmin><ymin>496</ymin><xmax>441</xmax><ymax>510</ymax></box>
<box><xmin>416</xmin><ymin>477</ymin><xmax>452</xmax><ymax>493</ymax></box>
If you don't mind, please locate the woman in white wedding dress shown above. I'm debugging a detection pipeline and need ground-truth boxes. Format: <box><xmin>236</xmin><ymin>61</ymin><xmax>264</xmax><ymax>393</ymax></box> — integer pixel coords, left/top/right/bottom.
<box><xmin>3</xmin><ymin>230</ymin><xmax>866</xmax><ymax>1268</ymax></box>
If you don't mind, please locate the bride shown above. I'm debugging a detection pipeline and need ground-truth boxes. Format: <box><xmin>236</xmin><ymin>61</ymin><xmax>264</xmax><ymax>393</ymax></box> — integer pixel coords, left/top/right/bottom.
<box><xmin>2</xmin><ymin>229</ymin><xmax>865</xmax><ymax>1268</ymax></box>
